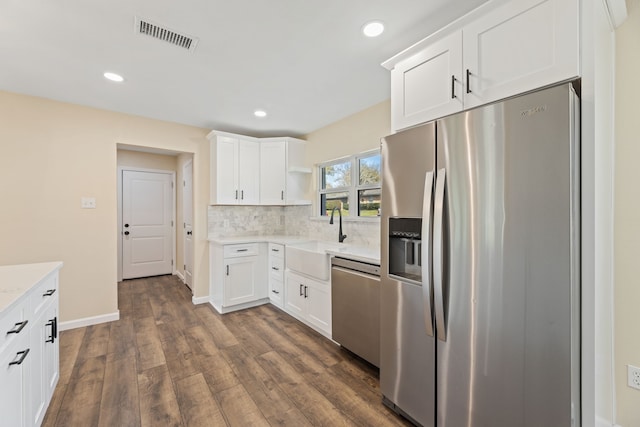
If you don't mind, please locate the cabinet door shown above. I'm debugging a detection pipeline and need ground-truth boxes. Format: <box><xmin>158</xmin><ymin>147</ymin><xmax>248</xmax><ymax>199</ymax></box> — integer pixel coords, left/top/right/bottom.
<box><xmin>216</xmin><ymin>137</ymin><xmax>239</xmax><ymax>204</ymax></box>
<box><xmin>0</xmin><ymin>335</ymin><xmax>28</xmax><ymax>427</ymax></box>
<box><xmin>29</xmin><ymin>307</ymin><xmax>50</xmax><ymax>427</ymax></box>
<box><xmin>391</xmin><ymin>31</ymin><xmax>463</xmax><ymax>131</ymax></box>
<box><xmin>224</xmin><ymin>257</ymin><xmax>259</xmax><ymax>307</ymax></box>
<box><xmin>238</xmin><ymin>140</ymin><xmax>260</xmax><ymax>204</ymax></box>
<box><xmin>305</xmin><ymin>279</ymin><xmax>332</xmax><ymax>336</ymax></box>
<box><xmin>284</xmin><ymin>272</ymin><xmax>306</xmax><ymax>318</ymax></box>
<box><xmin>463</xmin><ymin>0</ymin><xmax>578</xmax><ymax>109</ymax></box>
<box><xmin>260</xmin><ymin>141</ymin><xmax>286</xmax><ymax>205</ymax></box>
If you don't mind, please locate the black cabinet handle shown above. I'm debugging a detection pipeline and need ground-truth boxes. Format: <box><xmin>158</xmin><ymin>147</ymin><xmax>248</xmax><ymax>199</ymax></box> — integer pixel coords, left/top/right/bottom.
<box><xmin>46</xmin><ymin>319</ymin><xmax>55</xmax><ymax>343</ymax></box>
<box><xmin>9</xmin><ymin>349</ymin><xmax>30</xmax><ymax>366</ymax></box>
<box><xmin>43</xmin><ymin>289</ymin><xmax>56</xmax><ymax>297</ymax></box>
<box><xmin>54</xmin><ymin>316</ymin><xmax>58</xmax><ymax>341</ymax></box>
<box><xmin>466</xmin><ymin>69</ymin><xmax>471</xmax><ymax>94</ymax></box>
<box><xmin>271</xmin><ymin>248</ymin><xmax>279</xmax><ymax>252</ymax></box>
<box><xmin>272</xmin><ymin>290</ymin><xmax>280</xmax><ymax>295</ymax></box>
<box><xmin>272</xmin><ymin>266</ymin><xmax>279</xmax><ymax>271</ymax></box>
<box><xmin>281</xmin><ymin>190</ymin><xmax>284</xmax><ymax>200</ymax></box>
<box><xmin>451</xmin><ymin>75</ymin><xmax>456</xmax><ymax>99</ymax></box>
<box><xmin>299</xmin><ymin>284</ymin><xmax>303</xmax><ymax>296</ymax></box>
<box><xmin>235</xmin><ymin>190</ymin><xmax>238</xmax><ymax>200</ymax></box>
<box><xmin>236</xmin><ymin>249</ymin><xmax>248</xmax><ymax>252</ymax></box>
<box><xmin>241</xmin><ymin>190</ymin><xmax>244</xmax><ymax>200</ymax></box>
<box><xmin>226</xmin><ymin>265</ymin><xmax>229</xmax><ymax>276</ymax></box>
<box><xmin>304</xmin><ymin>285</ymin><xmax>308</xmax><ymax>298</ymax></box>
<box><xmin>7</xmin><ymin>320</ymin><xmax>28</xmax><ymax>334</ymax></box>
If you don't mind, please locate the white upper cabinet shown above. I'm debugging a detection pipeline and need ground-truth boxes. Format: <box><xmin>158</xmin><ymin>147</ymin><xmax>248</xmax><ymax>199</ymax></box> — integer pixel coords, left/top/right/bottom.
<box><xmin>391</xmin><ymin>31</ymin><xmax>463</xmax><ymax>131</ymax></box>
<box><xmin>463</xmin><ymin>0</ymin><xmax>579</xmax><ymax>109</ymax></box>
<box><xmin>209</xmin><ymin>132</ymin><xmax>259</xmax><ymax>205</ymax></box>
<box><xmin>385</xmin><ymin>0</ymin><xmax>579</xmax><ymax>131</ymax></box>
<box><xmin>259</xmin><ymin>140</ymin><xmax>287</xmax><ymax>205</ymax></box>
<box><xmin>260</xmin><ymin>138</ymin><xmax>311</xmax><ymax>206</ymax></box>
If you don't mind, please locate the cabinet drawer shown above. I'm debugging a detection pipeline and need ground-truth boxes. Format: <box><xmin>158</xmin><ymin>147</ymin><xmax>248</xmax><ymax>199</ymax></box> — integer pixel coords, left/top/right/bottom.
<box><xmin>268</xmin><ymin>243</ymin><xmax>285</xmax><ymax>259</ymax></box>
<box><xmin>224</xmin><ymin>243</ymin><xmax>259</xmax><ymax>258</ymax></box>
<box><xmin>269</xmin><ymin>257</ymin><xmax>284</xmax><ymax>281</ymax></box>
<box><xmin>0</xmin><ymin>302</ymin><xmax>27</xmax><ymax>353</ymax></box>
<box><xmin>269</xmin><ymin>278</ymin><xmax>283</xmax><ymax>306</ymax></box>
<box><xmin>30</xmin><ymin>273</ymin><xmax>58</xmax><ymax>317</ymax></box>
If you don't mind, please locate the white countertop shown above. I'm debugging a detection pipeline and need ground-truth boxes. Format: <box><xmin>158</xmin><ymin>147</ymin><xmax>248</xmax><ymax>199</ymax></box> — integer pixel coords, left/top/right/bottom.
<box><xmin>0</xmin><ymin>262</ymin><xmax>63</xmax><ymax>314</ymax></box>
<box><xmin>209</xmin><ymin>235</ymin><xmax>380</xmax><ymax>265</ymax></box>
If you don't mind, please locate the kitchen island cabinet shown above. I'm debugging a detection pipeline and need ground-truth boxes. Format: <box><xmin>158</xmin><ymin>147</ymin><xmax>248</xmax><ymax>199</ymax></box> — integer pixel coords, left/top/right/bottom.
<box><xmin>0</xmin><ymin>262</ymin><xmax>61</xmax><ymax>427</ymax></box>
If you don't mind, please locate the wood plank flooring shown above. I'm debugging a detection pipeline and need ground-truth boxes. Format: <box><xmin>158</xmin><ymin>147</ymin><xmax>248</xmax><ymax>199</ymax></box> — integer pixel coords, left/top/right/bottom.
<box><xmin>43</xmin><ymin>275</ymin><xmax>411</xmax><ymax>427</ymax></box>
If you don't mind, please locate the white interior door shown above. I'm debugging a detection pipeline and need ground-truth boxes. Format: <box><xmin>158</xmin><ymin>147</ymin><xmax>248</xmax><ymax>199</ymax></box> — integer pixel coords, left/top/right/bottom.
<box><xmin>122</xmin><ymin>170</ymin><xmax>173</xmax><ymax>279</ymax></box>
<box><xmin>183</xmin><ymin>160</ymin><xmax>193</xmax><ymax>290</ymax></box>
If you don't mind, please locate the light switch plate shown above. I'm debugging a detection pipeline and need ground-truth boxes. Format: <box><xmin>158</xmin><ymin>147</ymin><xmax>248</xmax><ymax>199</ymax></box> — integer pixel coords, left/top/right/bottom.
<box><xmin>81</xmin><ymin>197</ymin><xmax>96</xmax><ymax>209</ymax></box>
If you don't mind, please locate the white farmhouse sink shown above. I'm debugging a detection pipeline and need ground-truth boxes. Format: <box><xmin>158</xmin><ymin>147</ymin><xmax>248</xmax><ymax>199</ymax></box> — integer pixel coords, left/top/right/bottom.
<box><xmin>286</xmin><ymin>240</ymin><xmax>342</xmax><ymax>281</ymax></box>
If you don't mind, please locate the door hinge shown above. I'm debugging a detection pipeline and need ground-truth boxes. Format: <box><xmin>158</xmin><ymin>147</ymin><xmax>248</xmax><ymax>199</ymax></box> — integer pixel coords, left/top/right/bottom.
<box><xmin>171</xmin><ymin>260</ymin><xmax>174</xmax><ymax>266</ymax></box>
<box><xmin>171</xmin><ymin>181</ymin><xmax>174</xmax><ymax>189</ymax></box>
<box><xmin>171</xmin><ymin>220</ymin><xmax>174</xmax><ymax>227</ymax></box>
<box><xmin>183</xmin><ymin>222</ymin><xmax>186</xmax><ymax>228</ymax></box>
<box><xmin>184</xmin><ymin>264</ymin><xmax>186</xmax><ymax>270</ymax></box>
<box><xmin>183</xmin><ymin>180</ymin><xmax>186</xmax><ymax>187</ymax></box>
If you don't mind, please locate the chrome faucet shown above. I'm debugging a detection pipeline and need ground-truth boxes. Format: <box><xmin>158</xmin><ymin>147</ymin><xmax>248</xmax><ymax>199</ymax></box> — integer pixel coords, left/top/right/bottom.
<box><xmin>329</xmin><ymin>206</ymin><xmax>347</xmax><ymax>243</ymax></box>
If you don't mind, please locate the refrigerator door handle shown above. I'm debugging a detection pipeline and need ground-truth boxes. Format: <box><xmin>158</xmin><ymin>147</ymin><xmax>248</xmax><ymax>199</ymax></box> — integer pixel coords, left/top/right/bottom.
<box><xmin>433</xmin><ymin>168</ymin><xmax>447</xmax><ymax>342</ymax></box>
<box><xmin>421</xmin><ymin>171</ymin><xmax>435</xmax><ymax>337</ymax></box>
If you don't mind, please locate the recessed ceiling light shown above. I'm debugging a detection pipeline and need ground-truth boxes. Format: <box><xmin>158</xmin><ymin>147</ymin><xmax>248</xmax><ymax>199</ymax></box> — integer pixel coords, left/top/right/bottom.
<box><xmin>254</xmin><ymin>110</ymin><xmax>267</xmax><ymax>118</ymax></box>
<box><xmin>362</xmin><ymin>21</ymin><xmax>384</xmax><ymax>38</ymax></box>
<box><xmin>103</xmin><ymin>72</ymin><xmax>124</xmax><ymax>82</ymax></box>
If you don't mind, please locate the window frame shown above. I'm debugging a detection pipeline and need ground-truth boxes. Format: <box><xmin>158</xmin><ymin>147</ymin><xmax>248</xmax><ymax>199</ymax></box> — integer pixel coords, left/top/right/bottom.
<box><xmin>317</xmin><ymin>148</ymin><xmax>381</xmax><ymax>219</ymax></box>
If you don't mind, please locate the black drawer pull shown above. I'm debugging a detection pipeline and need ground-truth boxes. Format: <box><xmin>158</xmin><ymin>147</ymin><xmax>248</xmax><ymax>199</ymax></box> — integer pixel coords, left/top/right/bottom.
<box><xmin>271</xmin><ymin>267</ymin><xmax>280</xmax><ymax>271</ymax></box>
<box><xmin>43</xmin><ymin>289</ymin><xmax>56</xmax><ymax>297</ymax></box>
<box><xmin>272</xmin><ymin>290</ymin><xmax>280</xmax><ymax>295</ymax></box>
<box><xmin>46</xmin><ymin>317</ymin><xmax>58</xmax><ymax>343</ymax></box>
<box><xmin>236</xmin><ymin>249</ymin><xmax>248</xmax><ymax>252</ymax></box>
<box><xmin>299</xmin><ymin>284</ymin><xmax>304</xmax><ymax>296</ymax></box>
<box><xmin>271</xmin><ymin>248</ymin><xmax>280</xmax><ymax>252</ymax></box>
<box><xmin>7</xmin><ymin>320</ymin><xmax>28</xmax><ymax>334</ymax></box>
<box><xmin>304</xmin><ymin>285</ymin><xmax>308</xmax><ymax>298</ymax></box>
<box><xmin>9</xmin><ymin>349</ymin><xmax>30</xmax><ymax>366</ymax></box>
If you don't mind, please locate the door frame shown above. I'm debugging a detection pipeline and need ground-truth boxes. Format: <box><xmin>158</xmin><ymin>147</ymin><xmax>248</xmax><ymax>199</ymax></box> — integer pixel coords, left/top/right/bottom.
<box><xmin>182</xmin><ymin>158</ymin><xmax>193</xmax><ymax>292</ymax></box>
<box><xmin>117</xmin><ymin>166</ymin><xmax>176</xmax><ymax>282</ymax></box>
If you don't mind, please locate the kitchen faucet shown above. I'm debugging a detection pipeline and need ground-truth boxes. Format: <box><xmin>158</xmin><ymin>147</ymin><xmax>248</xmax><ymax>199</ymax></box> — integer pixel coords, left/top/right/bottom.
<box><xmin>329</xmin><ymin>206</ymin><xmax>347</xmax><ymax>243</ymax></box>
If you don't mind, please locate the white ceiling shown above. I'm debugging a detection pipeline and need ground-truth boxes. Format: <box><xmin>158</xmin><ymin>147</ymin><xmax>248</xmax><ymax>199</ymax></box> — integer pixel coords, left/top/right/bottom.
<box><xmin>0</xmin><ymin>0</ymin><xmax>489</xmax><ymax>137</ymax></box>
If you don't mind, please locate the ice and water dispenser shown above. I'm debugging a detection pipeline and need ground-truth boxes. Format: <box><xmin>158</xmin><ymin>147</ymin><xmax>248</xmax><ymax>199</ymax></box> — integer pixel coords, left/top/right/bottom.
<box><xmin>388</xmin><ymin>218</ymin><xmax>423</xmax><ymax>284</ymax></box>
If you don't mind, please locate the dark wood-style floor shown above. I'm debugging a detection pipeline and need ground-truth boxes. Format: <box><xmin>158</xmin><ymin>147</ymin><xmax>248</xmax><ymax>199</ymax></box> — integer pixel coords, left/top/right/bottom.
<box><xmin>42</xmin><ymin>275</ymin><xmax>411</xmax><ymax>426</ymax></box>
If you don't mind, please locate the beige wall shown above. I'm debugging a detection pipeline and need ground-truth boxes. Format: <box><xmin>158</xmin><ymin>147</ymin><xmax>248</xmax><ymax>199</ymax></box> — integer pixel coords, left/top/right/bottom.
<box><xmin>615</xmin><ymin>0</ymin><xmax>640</xmax><ymax>424</ymax></box>
<box><xmin>0</xmin><ymin>91</ymin><xmax>210</xmax><ymax>324</ymax></box>
<box><xmin>117</xmin><ymin>150</ymin><xmax>178</xmax><ymax>171</ymax></box>
<box><xmin>303</xmin><ymin>100</ymin><xmax>390</xmax><ymax>206</ymax></box>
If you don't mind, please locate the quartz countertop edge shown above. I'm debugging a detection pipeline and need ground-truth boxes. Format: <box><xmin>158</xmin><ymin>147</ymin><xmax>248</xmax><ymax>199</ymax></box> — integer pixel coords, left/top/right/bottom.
<box><xmin>0</xmin><ymin>261</ymin><xmax>63</xmax><ymax>314</ymax></box>
<box><xmin>209</xmin><ymin>235</ymin><xmax>380</xmax><ymax>265</ymax></box>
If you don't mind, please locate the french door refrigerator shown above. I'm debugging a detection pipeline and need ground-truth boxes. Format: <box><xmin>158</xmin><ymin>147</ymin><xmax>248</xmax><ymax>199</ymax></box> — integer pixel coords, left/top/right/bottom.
<box><xmin>380</xmin><ymin>83</ymin><xmax>580</xmax><ymax>427</ymax></box>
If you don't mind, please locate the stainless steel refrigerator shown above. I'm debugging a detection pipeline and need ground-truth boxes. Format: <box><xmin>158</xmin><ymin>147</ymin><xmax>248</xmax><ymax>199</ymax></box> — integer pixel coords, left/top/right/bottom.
<box><xmin>380</xmin><ymin>83</ymin><xmax>581</xmax><ymax>427</ymax></box>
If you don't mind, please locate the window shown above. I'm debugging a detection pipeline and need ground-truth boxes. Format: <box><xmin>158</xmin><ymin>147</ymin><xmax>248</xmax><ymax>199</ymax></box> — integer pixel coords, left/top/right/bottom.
<box><xmin>319</xmin><ymin>150</ymin><xmax>381</xmax><ymax>218</ymax></box>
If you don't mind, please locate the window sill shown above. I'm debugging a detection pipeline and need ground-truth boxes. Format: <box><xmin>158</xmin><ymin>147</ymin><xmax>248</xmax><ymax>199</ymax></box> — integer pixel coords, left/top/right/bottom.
<box><xmin>310</xmin><ymin>216</ymin><xmax>380</xmax><ymax>224</ymax></box>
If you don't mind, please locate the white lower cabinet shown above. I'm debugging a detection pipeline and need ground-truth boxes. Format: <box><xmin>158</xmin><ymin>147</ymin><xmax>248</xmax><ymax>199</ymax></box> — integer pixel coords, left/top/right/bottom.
<box><xmin>0</xmin><ymin>333</ymin><xmax>29</xmax><ymax>427</ymax></box>
<box><xmin>0</xmin><ymin>263</ymin><xmax>61</xmax><ymax>427</ymax></box>
<box><xmin>268</xmin><ymin>244</ymin><xmax>285</xmax><ymax>308</ymax></box>
<box><xmin>210</xmin><ymin>243</ymin><xmax>268</xmax><ymax>313</ymax></box>
<box><xmin>284</xmin><ymin>270</ymin><xmax>331</xmax><ymax>338</ymax></box>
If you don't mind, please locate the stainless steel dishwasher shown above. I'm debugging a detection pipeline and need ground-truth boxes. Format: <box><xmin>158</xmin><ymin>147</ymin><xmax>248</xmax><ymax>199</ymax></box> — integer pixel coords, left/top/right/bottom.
<box><xmin>331</xmin><ymin>256</ymin><xmax>381</xmax><ymax>367</ymax></box>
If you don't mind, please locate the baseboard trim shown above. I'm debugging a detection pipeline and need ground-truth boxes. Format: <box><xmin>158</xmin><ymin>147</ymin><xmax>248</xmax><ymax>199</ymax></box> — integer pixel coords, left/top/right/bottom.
<box><xmin>59</xmin><ymin>311</ymin><xmax>120</xmax><ymax>331</ymax></box>
<box><xmin>175</xmin><ymin>271</ymin><xmax>185</xmax><ymax>283</ymax></box>
<box><xmin>192</xmin><ymin>295</ymin><xmax>209</xmax><ymax>305</ymax></box>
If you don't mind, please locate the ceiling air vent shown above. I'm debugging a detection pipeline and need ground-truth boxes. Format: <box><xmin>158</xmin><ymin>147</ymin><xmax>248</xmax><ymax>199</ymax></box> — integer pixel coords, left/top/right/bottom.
<box><xmin>134</xmin><ymin>17</ymin><xmax>199</xmax><ymax>52</ymax></box>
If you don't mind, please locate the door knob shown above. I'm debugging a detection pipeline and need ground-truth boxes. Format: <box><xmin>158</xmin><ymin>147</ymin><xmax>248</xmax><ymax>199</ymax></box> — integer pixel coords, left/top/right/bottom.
<box><xmin>124</xmin><ymin>231</ymin><xmax>130</xmax><ymax>236</ymax></box>
<box><xmin>124</xmin><ymin>223</ymin><xmax>129</xmax><ymax>228</ymax></box>
<box><xmin>187</xmin><ymin>231</ymin><xmax>192</xmax><ymax>236</ymax></box>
